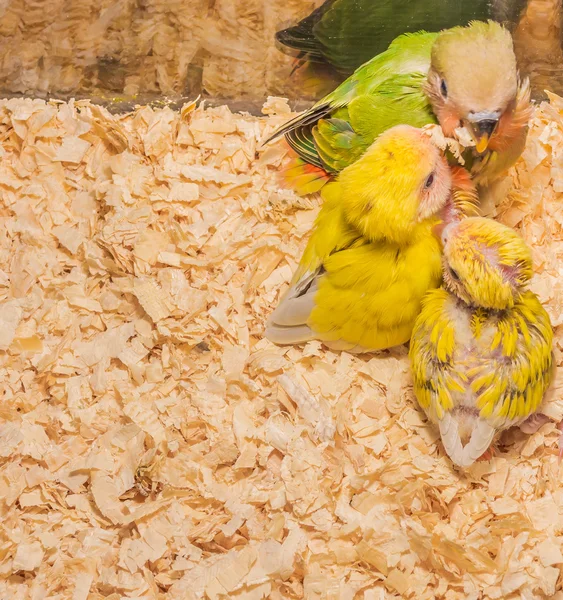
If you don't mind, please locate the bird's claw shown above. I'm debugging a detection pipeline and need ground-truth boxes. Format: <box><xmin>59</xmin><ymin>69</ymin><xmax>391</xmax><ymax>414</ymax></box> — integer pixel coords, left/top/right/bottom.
<box><xmin>557</xmin><ymin>420</ymin><xmax>563</xmax><ymax>463</ymax></box>
<box><xmin>477</xmin><ymin>446</ymin><xmax>496</xmax><ymax>462</ymax></box>
<box><xmin>519</xmin><ymin>413</ymin><xmax>551</xmax><ymax>434</ymax></box>
<box><xmin>290</xmin><ymin>57</ymin><xmax>307</xmax><ymax>76</ymax></box>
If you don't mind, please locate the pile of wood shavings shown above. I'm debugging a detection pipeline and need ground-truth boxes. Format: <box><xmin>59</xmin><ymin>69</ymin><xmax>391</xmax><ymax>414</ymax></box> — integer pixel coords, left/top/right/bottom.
<box><xmin>0</xmin><ymin>0</ymin><xmax>319</xmax><ymax>101</ymax></box>
<box><xmin>1</xmin><ymin>94</ymin><xmax>563</xmax><ymax>600</ymax></box>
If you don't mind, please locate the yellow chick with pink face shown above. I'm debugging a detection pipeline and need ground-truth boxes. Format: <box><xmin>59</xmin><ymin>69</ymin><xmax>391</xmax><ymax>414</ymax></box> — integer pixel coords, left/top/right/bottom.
<box><xmin>410</xmin><ymin>217</ymin><xmax>555</xmax><ymax>468</ymax></box>
<box><xmin>265</xmin><ymin>124</ymin><xmax>472</xmax><ymax>352</ymax></box>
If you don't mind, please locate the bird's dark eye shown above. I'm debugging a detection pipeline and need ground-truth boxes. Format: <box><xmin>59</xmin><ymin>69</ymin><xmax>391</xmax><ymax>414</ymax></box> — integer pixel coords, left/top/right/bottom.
<box><xmin>450</xmin><ymin>268</ymin><xmax>460</xmax><ymax>281</ymax></box>
<box><xmin>424</xmin><ymin>173</ymin><xmax>435</xmax><ymax>188</ymax></box>
<box><xmin>440</xmin><ymin>79</ymin><xmax>448</xmax><ymax>98</ymax></box>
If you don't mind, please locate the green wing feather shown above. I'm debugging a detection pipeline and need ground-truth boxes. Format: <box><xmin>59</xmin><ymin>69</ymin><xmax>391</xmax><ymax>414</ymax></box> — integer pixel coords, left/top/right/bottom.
<box><xmin>285</xmin><ymin>125</ymin><xmax>325</xmax><ymax>169</ymax></box>
<box><xmin>266</xmin><ymin>32</ymin><xmax>437</xmax><ymax>175</ymax></box>
<box><xmin>313</xmin><ymin>118</ymin><xmax>361</xmax><ymax>172</ymax></box>
<box><xmin>314</xmin><ymin>73</ymin><xmax>437</xmax><ymax>172</ymax></box>
<box><xmin>276</xmin><ymin>0</ymin><xmax>495</xmax><ymax>76</ymax></box>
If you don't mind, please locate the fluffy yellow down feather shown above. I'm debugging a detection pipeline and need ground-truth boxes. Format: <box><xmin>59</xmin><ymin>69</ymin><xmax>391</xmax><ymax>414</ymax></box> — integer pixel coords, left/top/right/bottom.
<box><xmin>410</xmin><ymin>217</ymin><xmax>555</xmax><ymax>468</ymax></box>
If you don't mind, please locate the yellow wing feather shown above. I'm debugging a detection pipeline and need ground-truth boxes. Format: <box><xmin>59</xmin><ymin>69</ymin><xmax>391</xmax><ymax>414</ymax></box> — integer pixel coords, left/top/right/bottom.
<box><xmin>410</xmin><ymin>289</ymin><xmax>457</xmax><ymax>418</ymax></box>
<box><xmin>410</xmin><ymin>289</ymin><xmax>554</xmax><ymax>428</ymax></box>
<box><xmin>309</xmin><ymin>228</ymin><xmax>442</xmax><ymax>350</ymax></box>
<box><xmin>293</xmin><ymin>181</ymin><xmax>359</xmax><ymax>283</ymax></box>
<box><xmin>471</xmin><ymin>293</ymin><xmax>553</xmax><ymax>422</ymax></box>
<box><xmin>267</xmin><ymin>177</ymin><xmax>444</xmax><ymax>352</ymax></box>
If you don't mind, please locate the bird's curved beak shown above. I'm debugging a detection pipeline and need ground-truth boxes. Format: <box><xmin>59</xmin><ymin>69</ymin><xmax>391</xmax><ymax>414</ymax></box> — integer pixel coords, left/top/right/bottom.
<box><xmin>467</xmin><ymin>110</ymin><xmax>501</xmax><ymax>153</ymax></box>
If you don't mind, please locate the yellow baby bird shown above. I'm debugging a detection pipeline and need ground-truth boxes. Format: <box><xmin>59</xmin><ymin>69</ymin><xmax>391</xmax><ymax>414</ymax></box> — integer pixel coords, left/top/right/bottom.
<box><xmin>410</xmin><ymin>217</ymin><xmax>554</xmax><ymax>468</ymax></box>
<box><xmin>265</xmin><ymin>125</ymin><xmax>455</xmax><ymax>353</ymax></box>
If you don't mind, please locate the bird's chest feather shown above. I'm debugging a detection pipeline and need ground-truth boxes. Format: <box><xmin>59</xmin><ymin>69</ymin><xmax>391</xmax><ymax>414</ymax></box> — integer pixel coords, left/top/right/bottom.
<box><xmin>448</xmin><ymin>302</ymin><xmax>512</xmax><ymax>369</ymax></box>
<box><xmin>449</xmin><ymin>305</ymin><xmax>497</xmax><ymax>363</ymax></box>
<box><xmin>447</xmin><ymin>302</ymin><xmax>530</xmax><ymax>418</ymax></box>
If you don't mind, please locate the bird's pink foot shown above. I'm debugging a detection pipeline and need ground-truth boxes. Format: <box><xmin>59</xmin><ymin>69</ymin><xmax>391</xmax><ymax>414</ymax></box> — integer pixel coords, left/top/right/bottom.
<box><xmin>290</xmin><ymin>57</ymin><xmax>306</xmax><ymax>76</ymax></box>
<box><xmin>557</xmin><ymin>421</ymin><xmax>563</xmax><ymax>462</ymax></box>
<box><xmin>519</xmin><ymin>413</ymin><xmax>551</xmax><ymax>434</ymax></box>
<box><xmin>477</xmin><ymin>446</ymin><xmax>496</xmax><ymax>462</ymax></box>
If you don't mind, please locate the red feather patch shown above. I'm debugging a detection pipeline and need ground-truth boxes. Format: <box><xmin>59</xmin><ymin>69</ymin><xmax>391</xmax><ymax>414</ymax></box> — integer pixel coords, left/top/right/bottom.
<box><xmin>279</xmin><ymin>155</ymin><xmax>332</xmax><ymax>196</ymax></box>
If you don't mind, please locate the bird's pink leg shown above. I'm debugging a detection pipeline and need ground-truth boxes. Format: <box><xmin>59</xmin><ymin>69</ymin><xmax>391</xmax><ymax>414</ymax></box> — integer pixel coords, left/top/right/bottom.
<box><xmin>519</xmin><ymin>413</ymin><xmax>551</xmax><ymax>434</ymax></box>
<box><xmin>477</xmin><ymin>445</ymin><xmax>496</xmax><ymax>462</ymax></box>
<box><xmin>557</xmin><ymin>421</ymin><xmax>563</xmax><ymax>462</ymax></box>
<box><xmin>519</xmin><ymin>415</ymin><xmax>563</xmax><ymax>461</ymax></box>
<box><xmin>290</xmin><ymin>57</ymin><xmax>306</xmax><ymax>76</ymax></box>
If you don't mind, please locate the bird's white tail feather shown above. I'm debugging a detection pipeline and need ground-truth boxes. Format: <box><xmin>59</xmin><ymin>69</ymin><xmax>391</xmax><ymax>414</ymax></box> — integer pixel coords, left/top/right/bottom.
<box><xmin>264</xmin><ymin>322</ymin><xmax>315</xmax><ymax>345</ymax></box>
<box><xmin>268</xmin><ymin>292</ymin><xmax>316</xmax><ymax>327</ymax></box>
<box><xmin>264</xmin><ymin>274</ymin><xmax>319</xmax><ymax>345</ymax></box>
<box><xmin>439</xmin><ymin>412</ymin><xmax>496</xmax><ymax>468</ymax></box>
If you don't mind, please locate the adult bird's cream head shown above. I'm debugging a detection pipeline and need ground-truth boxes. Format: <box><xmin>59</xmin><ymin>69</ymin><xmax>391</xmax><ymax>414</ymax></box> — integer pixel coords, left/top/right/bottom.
<box><xmin>440</xmin><ymin>217</ymin><xmax>533</xmax><ymax>310</ymax></box>
<box><xmin>426</xmin><ymin>21</ymin><xmax>530</xmax><ymax>154</ymax></box>
<box><xmin>339</xmin><ymin>125</ymin><xmax>451</xmax><ymax>245</ymax></box>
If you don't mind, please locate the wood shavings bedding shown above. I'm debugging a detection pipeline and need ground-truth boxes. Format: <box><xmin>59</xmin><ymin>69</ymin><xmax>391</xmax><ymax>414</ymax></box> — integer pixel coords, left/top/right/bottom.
<box><xmin>0</xmin><ymin>92</ymin><xmax>563</xmax><ymax>600</ymax></box>
<box><xmin>1</xmin><ymin>0</ymin><xmax>563</xmax><ymax>106</ymax></box>
<box><xmin>0</xmin><ymin>0</ymin><xmax>320</xmax><ymax>102</ymax></box>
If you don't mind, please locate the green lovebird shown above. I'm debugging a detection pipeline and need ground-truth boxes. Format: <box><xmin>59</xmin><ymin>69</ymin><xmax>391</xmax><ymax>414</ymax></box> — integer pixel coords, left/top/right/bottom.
<box><xmin>276</xmin><ymin>0</ymin><xmax>528</xmax><ymax>77</ymax></box>
<box><xmin>266</xmin><ymin>21</ymin><xmax>532</xmax><ymax>196</ymax></box>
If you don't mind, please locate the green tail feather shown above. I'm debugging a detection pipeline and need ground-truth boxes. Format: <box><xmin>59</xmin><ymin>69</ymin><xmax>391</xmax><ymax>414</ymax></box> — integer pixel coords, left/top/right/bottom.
<box><xmin>262</xmin><ymin>102</ymin><xmax>332</xmax><ymax>146</ymax></box>
<box><xmin>275</xmin><ymin>0</ymin><xmax>336</xmax><ymax>62</ymax></box>
<box><xmin>285</xmin><ymin>125</ymin><xmax>325</xmax><ymax>170</ymax></box>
